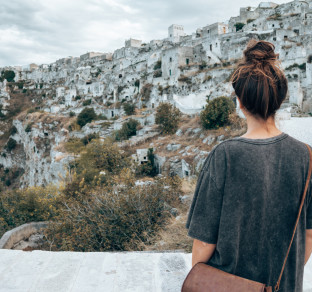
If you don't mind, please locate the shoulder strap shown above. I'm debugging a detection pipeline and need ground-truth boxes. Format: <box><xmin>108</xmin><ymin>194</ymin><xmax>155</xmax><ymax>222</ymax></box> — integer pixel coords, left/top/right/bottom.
<box><xmin>274</xmin><ymin>144</ymin><xmax>312</xmax><ymax>291</ymax></box>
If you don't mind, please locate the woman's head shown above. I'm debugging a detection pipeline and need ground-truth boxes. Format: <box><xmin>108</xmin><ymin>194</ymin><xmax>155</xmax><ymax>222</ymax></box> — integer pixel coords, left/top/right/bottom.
<box><xmin>231</xmin><ymin>39</ymin><xmax>288</xmax><ymax>120</ymax></box>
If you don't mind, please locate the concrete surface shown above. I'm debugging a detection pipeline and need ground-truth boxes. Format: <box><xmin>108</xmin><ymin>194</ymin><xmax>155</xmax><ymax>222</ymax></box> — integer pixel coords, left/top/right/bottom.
<box><xmin>279</xmin><ymin>117</ymin><xmax>312</xmax><ymax>146</ymax></box>
<box><xmin>0</xmin><ymin>250</ymin><xmax>311</xmax><ymax>292</ymax></box>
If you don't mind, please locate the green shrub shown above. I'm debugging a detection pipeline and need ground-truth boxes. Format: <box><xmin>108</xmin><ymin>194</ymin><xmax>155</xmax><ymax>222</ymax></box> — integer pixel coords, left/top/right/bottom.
<box><xmin>5</xmin><ymin>138</ymin><xmax>17</xmax><ymax>151</ymax></box>
<box><xmin>9</xmin><ymin>126</ymin><xmax>17</xmax><ymax>136</ymax></box>
<box><xmin>0</xmin><ymin>70</ymin><xmax>15</xmax><ymax>82</ymax></box>
<box><xmin>69</xmin><ymin>111</ymin><xmax>75</xmax><ymax>117</ymax></box>
<box><xmin>115</xmin><ymin>119</ymin><xmax>140</xmax><ymax>141</ymax></box>
<box><xmin>82</xmin><ymin>99</ymin><xmax>92</xmax><ymax>106</ymax></box>
<box><xmin>123</xmin><ymin>103</ymin><xmax>136</xmax><ymax>115</ymax></box>
<box><xmin>25</xmin><ymin>123</ymin><xmax>32</xmax><ymax>133</ymax></box>
<box><xmin>77</xmin><ymin>107</ymin><xmax>96</xmax><ymax>127</ymax></box>
<box><xmin>234</xmin><ymin>22</ymin><xmax>245</xmax><ymax>31</ymax></box>
<box><xmin>17</xmin><ymin>82</ymin><xmax>24</xmax><ymax>89</ymax></box>
<box><xmin>155</xmin><ymin>102</ymin><xmax>182</xmax><ymax>134</ymax></box>
<box><xmin>200</xmin><ymin>96</ymin><xmax>235</xmax><ymax>129</ymax></box>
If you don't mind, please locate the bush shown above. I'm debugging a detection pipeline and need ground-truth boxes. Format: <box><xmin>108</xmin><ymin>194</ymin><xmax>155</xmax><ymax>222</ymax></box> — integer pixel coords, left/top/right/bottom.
<box><xmin>0</xmin><ymin>185</ymin><xmax>61</xmax><ymax>238</ymax></box>
<box><xmin>9</xmin><ymin>126</ymin><xmax>17</xmax><ymax>136</ymax></box>
<box><xmin>0</xmin><ymin>70</ymin><xmax>15</xmax><ymax>82</ymax></box>
<box><xmin>77</xmin><ymin>107</ymin><xmax>97</xmax><ymax>127</ymax></box>
<box><xmin>81</xmin><ymin>133</ymin><xmax>99</xmax><ymax>146</ymax></box>
<box><xmin>72</xmin><ymin>138</ymin><xmax>130</xmax><ymax>185</ymax></box>
<box><xmin>234</xmin><ymin>22</ymin><xmax>245</xmax><ymax>31</ymax></box>
<box><xmin>200</xmin><ymin>96</ymin><xmax>235</xmax><ymax>129</ymax></box>
<box><xmin>82</xmin><ymin>99</ymin><xmax>92</xmax><ymax>106</ymax></box>
<box><xmin>5</xmin><ymin>138</ymin><xmax>17</xmax><ymax>151</ymax></box>
<box><xmin>115</xmin><ymin>119</ymin><xmax>140</xmax><ymax>141</ymax></box>
<box><xmin>25</xmin><ymin>123</ymin><xmax>32</xmax><ymax>133</ymax></box>
<box><xmin>155</xmin><ymin>102</ymin><xmax>182</xmax><ymax>134</ymax></box>
<box><xmin>123</xmin><ymin>103</ymin><xmax>136</xmax><ymax>115</ymax></box>
<box><xmin>69</xmin><ymin>111</ymin><xmax>75</xmax><ymax>117</ymax></box>
<box><xmin>44</xmin><ymin>173</ymin><xmax>181</xmax><ymax>251</ymax></box>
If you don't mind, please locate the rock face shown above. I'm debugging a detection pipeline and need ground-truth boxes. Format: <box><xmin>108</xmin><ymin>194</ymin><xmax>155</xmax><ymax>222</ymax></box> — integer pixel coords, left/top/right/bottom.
<box><xmin>0</xmin><ymin>0</ymin><xmax>312</xmax><ymax>187</ymax></box>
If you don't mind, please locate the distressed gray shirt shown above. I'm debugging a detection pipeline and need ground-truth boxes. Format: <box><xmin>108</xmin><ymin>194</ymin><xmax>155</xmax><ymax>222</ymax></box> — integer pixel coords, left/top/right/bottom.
<box><xmin>186</xmin><ymin>133</ymin><xmax>312</xmax><ymax>292</ymax></box>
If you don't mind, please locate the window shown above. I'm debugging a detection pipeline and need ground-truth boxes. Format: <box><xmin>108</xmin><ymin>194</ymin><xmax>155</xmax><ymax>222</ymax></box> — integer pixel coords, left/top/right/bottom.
<box><xmin>144</xmin><ymin>157</ymin><xmax>146</xmax><ymax>160</ymax></box>
<box><xmin>186</xmin><ymin>58</ymin><xmax>190</xmax><ymax>65</ymax></box>
<box><xmin>111</xmin><ymin>111</ymin><xmax>114</xmax><ymax>117</ymax></box>
<box><xmin>119</xmin><ymin>74</ymin><xmax>122</xmax><ymax>78</ymax></box>
<box><xmin>185</xmin><ymin>170</ymin><xmax>189</xmax><ymax>176</ymax></box>
<box><xmin>272</xmin><ymin>24</ymin><xmax>275</xmax><ymax>27</ymax></box>
<box><xmin>169</xmin><ymin>57</ymin><xmax>172</xmax><ymax>62</ymax></box>
<box><xmin>273</xmin><ymin>37</ymin><xmax>276</xmax><ymax>41</ymax></box>
<box><xmin>210</xmin><ymin>44</ymin><xmax>212</xmax><ymax>51</ymax></box>
<box><xmin>284</xmin><ymin>35</ymin><xmax>288</xmax><ymax>40</ymax></box>
<box><xmin>169</xmin><ymin>69</ymin><xmax>172</xmax><ymax>76</ymax></box>
<box><xmin>208</xmin><ymin>30</ymin><xmax>210</xmax><ymax>33</ymax></box>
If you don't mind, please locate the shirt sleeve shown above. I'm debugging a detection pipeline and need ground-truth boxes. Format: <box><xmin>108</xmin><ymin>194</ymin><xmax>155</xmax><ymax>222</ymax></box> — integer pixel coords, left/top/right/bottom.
<box><xmin>185</xmin><ymin>143</ymin><xmax>226</xmax><ymax>244</ymax></box>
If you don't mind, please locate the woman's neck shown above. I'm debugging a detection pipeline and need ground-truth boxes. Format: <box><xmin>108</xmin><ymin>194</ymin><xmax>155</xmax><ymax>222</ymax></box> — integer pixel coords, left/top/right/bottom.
<box><xmin>241</xmin><ymin>114</ymin><xmax>282</xmax><ymax>139</ymax></box>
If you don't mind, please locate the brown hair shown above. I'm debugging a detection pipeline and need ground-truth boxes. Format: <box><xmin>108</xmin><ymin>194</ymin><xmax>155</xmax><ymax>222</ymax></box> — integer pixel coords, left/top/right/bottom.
<box><xmin>231</xmin><ymin>39</ymin><xmax>288</xmax><ymax>120</ymax></box>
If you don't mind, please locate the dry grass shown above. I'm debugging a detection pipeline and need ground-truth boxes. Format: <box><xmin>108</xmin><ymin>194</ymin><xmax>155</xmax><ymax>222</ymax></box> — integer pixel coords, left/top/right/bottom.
<box><xmin>139</xmin><ymin>177</ymin><xmax>197</xmax><ymax>252</ymax></box>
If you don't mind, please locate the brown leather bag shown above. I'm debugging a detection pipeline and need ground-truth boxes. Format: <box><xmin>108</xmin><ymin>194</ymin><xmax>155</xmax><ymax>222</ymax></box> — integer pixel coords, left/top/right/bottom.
<box><xmin>182</xmin><ymin>144</ymin><xmax>312</xmax><ymax>292</ymax></box>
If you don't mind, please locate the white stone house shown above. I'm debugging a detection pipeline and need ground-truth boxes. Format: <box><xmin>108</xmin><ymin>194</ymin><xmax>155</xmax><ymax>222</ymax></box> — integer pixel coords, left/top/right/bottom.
<box><xmin>161</xmin><ymin>46</ymin><xmax>194</xmax><ymax>79</ymax></box>
<box><xmin>132</xmin><ymin>148</ymin><xmax>150</xmax><ymax>165</ymax></box>
<box><xmin>168</xmin><ymin>24</ymin><xmax>186</xmax><ymax>43</ymax></box>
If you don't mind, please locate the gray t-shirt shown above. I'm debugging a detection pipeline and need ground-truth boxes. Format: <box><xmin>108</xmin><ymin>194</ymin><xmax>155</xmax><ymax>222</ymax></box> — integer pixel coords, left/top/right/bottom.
<box><xmin>186</xmin><ymin>132</ymin><xmax>312</xmax><ymax>292</ymax></box>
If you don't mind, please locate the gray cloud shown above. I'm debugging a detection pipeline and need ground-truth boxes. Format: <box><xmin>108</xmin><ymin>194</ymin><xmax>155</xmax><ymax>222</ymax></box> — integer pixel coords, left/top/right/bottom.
<box><xmin>0</xmin><ymin>0</ymin><xmax>287</xmax><ymax>67</ymax></box>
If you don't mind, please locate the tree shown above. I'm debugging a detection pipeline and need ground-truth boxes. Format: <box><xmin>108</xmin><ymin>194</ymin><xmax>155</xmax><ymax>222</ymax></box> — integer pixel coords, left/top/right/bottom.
<box><xmin>77</xmin><ymin>107</ymin><xmax>96</xmax><ymax>127</ymax></box>
<box><xmin>155</xmin><ymin>102</ymin><xmax>181</xmax><ymax>134</ymax></box>
<box><xmin>200</xmin><ymin>96</ymin><xmax>235</xmax><ymax>130</ymax></box>
<box><xmin>123</xmin><ymin>103</ymin><xmax>136</xmax><ymax>115</ymax></box>
<box><xmin>1</xmin><ymin>70</ymin><xmax>15</xmax><ymax>82</ymax></box>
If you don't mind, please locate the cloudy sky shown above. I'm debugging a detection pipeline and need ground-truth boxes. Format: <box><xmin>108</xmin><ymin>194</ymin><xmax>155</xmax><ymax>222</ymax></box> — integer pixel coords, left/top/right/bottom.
<box><xmin>0</xmin><ymin>0</ymin><xmax>288</xmax><ymax>67</ymax></box>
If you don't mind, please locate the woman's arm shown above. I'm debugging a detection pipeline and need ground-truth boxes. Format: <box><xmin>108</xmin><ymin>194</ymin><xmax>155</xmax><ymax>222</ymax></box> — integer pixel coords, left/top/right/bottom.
<box><xmin>192</xmin><ymin>239</ymin><xmax>216</xmax><ymax>267</ymax></box>
<box><xmin>305</xmin><ymin>229</ymin><xmax>312</xmax><ymax>265</ymax></box>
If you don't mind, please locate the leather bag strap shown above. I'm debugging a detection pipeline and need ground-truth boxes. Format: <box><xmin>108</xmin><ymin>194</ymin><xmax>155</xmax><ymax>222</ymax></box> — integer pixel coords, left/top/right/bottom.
<box><xmin>274</xmin><ymin>144</ymin><xmax>312</xmax><ymax>291</ymax></box>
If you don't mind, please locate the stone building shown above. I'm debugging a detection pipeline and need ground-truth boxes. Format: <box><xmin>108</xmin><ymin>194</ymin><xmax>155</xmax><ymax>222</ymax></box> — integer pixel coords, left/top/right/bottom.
<box><xmin>168</xmin><ymin>24</ymin><xmax>186</xmax><ymax>43</ymax></box>
<box><xmin>161</xmin><ymin>46</ymin><xmax>193</xmax><ymax>79</ymax></box>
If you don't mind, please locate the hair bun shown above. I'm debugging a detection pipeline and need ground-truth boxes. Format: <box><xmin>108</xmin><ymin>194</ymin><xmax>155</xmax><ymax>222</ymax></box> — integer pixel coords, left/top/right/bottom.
<box><xmin>243</xmin><ymin>40</ymin><xmax>278</xmax><ymax>64</ymax></box>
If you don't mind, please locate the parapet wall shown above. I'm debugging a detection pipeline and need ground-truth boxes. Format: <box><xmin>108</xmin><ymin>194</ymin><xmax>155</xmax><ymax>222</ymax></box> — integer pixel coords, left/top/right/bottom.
<box><xmin>0</xmin><ymin>221</ymin><xmax>48</xmax><ymax>249</ymax></box>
